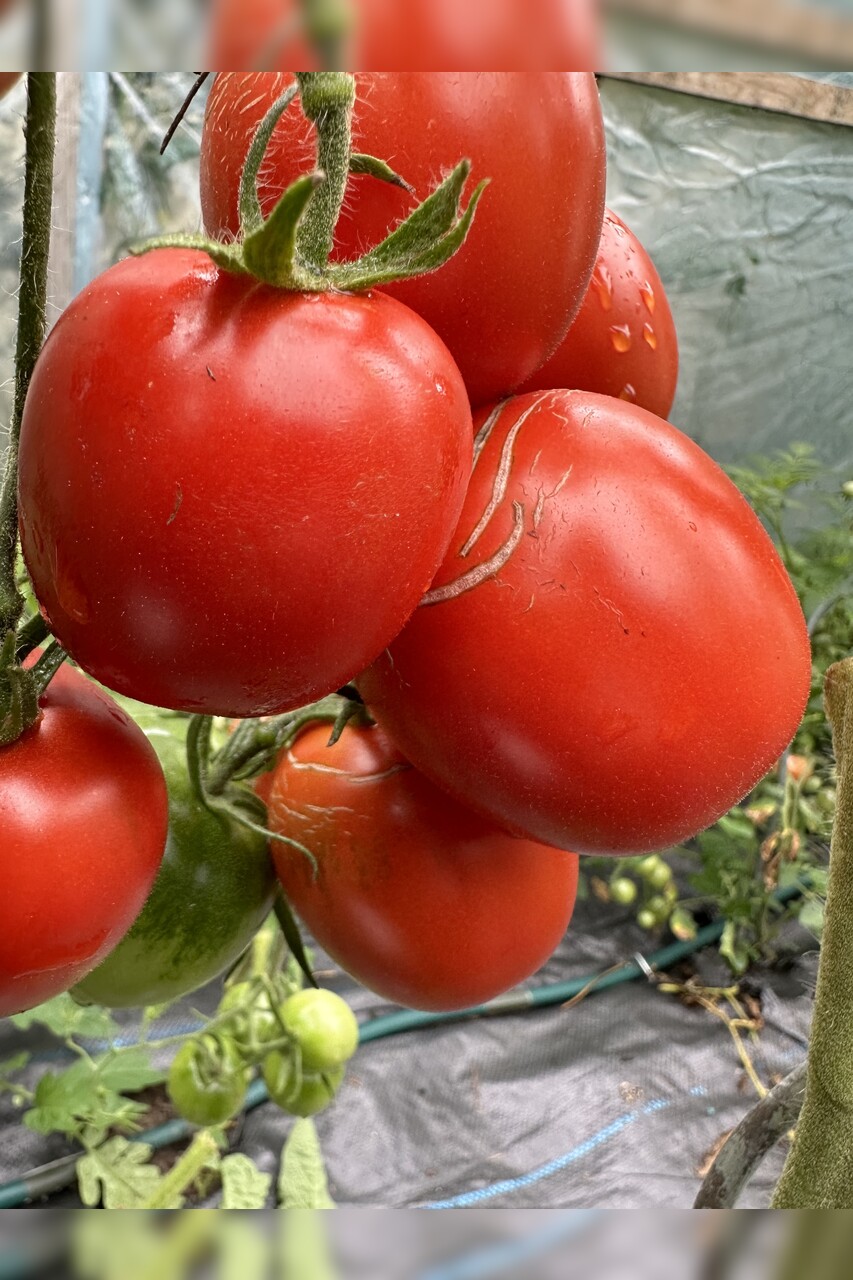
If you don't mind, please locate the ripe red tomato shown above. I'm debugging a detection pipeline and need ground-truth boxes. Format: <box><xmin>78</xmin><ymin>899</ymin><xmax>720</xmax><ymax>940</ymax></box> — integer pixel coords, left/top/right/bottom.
<box><xmin>17</xmin><ymin>248</ymin><xmax>473</xmax><ymax>717</ymax></box>
<box><xmin>519</xmin><ymin>208</ymin><xmax>679</xmax><ymax>419</ymax></box>
<box><xmin>359</xmin><ymin>391</ymin><xmax>812</xmax><ymax>857</ymax></box>
<box><xmin>266</xmin><ymin>722</ymin><xmax>579</xmax><ymax>1011</ymax></box>
<box><xmin>0</xmin><ymin>664</ymin><xmax>168</xmax><ymax>1016</ymax></box>
<box><xmin>206</xmin><ymin>0</ymin><xmax>600</xmax><ymax>71</ymax></box>
<box><xmin>200</xmin><ymin>72</ymin><xmax>606</xmax><ymax>406</ymax></box>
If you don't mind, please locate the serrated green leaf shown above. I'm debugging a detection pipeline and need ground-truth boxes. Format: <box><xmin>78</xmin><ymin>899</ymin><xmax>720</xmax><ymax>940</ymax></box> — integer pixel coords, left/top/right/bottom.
<box><xmin>221</xmin><ymin>1153</ymin><xmax>272</xmax><ymax>1209</ymax></box>
<box><xmin>96</xmin><ymin>1047</ymin><xmax>163</xmax><ymax>1094</ymax></box>
<box><xmin>11</xmin><ymin>993</ymin><xmax>121</xmax><ymax>1040</ymax></box>
<box><xmin>279</xmin><ymin>1210</ymin><xmax>338</xmax><ymax>1279</ymax></box>
<box><xmin>78</xmin><ymin>1137</ymin><xmax>179</xmax><ymax>1209</ymax></box>
<box><xmin>0</xmin><ymin>1051</ymin><xmax>30</xmax><ymax>1078</ymax></box>
<box><xmin>279</xmin><ymin>1119</ymin><xmax>335</xmax><ymax>1209</ymax></box>
<box><xmin>24</xmin><ymin>1061</ymin><xmax>104</xmax><ymax>1136</ymax></box>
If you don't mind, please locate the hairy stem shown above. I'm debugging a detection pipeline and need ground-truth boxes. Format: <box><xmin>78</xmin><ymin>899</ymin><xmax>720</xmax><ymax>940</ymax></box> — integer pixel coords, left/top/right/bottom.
<box><xmin>294</xmin><ymin>72</ymin><xmax>355</xmax><ymax>270</ymax></box>
<box><xmin>0</xmin><ymin>73</ymin><xmax>56</xmax><ymax>638</ymax></box>
<box><xmin>772</xmin><ymin>657</ymin><xmax>853</xmax><ymax>1206</ymax></box>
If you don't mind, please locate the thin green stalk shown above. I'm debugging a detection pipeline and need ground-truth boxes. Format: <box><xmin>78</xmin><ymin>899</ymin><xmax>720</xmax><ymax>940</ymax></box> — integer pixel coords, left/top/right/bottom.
<box><xmin>772</xmin><ymin>657</ymin><xmax>853</xmax><ymax>1206</ymax></box>
<box><xmin>294</xmin><ymin>72</ymin><xmax>356</xmax><ymax>270</ymax></box>
<box><xmin>0</xmin><ymin>73</ymin><xmax>56</xmax><ymax>638</ymax></box>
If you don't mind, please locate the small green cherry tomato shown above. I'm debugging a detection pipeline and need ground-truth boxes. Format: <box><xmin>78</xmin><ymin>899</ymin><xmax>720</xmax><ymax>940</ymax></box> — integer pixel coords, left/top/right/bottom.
<box><xmin>280</xmin><ymin>988</ymin><xmax>359</xmax><ymax>1072</ymax></box>
<box><xmin>262</xmin><ymin>1052</ymin><xmax>344</xmax><ymax>1118</ymax></box>
<box><xmin>609</xmin><ymin>877</ymin><xmax>637</xmax><ymax>906</ymax></box>
<box><xmin>167</xmin><ymin>1036</ymin><xmax>248</xmax><ymax>1128</ymax></box>
<box><xmin>637</xmin><ymin>908</ymin><xmax>657</xmax><ymax>931</ymax></box>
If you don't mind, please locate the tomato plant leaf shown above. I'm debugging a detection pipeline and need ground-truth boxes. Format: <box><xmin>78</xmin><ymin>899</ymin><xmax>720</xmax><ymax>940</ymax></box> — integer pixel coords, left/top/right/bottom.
<box><xmin>278</xmin><ymin>1118</ymin><xmax>335</xmax><ymax>1209</ymax></box>
<box><xmin>0</xmin><ymin>1051</ymin><xmax>30</xmax><ymax>1078</ymax></box>
<box><xmin>11</xmin><ymin>993</ymin><xmax>121</xmax><ymax>1040</ymax></box>
<box><xmin>280</xmin><ymin>1209</ymin><xmax>339</xmax><ymax>1279</ymax></box>
<box><xmin>349</xmin><ymin>153</ymin><xmax>414</xmax><ymax>193</ymax></box>
<box><xmin>95</xmin><ymin>1047</ymin><xmax>163</xmax><ymax>1094</ymax></box>
<box><xmin>24</xmin><ymin>1061</ymin><xmax>105</xmax><ymax>1136</ymax></box>
<box><xmin>221</xmin><ymin>1153</ymin><xmax>272</xmax><ymax>1209</ymax></box>
<box><xmin>78</xmin><ymin>1136</ymin><xmax>178</xmax><ymax>1209</ymax></box>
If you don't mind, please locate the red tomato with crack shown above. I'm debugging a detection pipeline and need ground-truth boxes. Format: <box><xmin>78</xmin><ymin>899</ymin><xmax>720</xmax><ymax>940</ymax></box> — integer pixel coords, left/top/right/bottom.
<box><xmin>0</xmin><ymin>664</ymin><xmax>168</xmax><ymax>1016</ymax></box>
<box><xmin>359</xmin><ymin>391</ymin><xmax>812</xmax><ymax>856</ymax></box>
<box><xmin>206</xmin><ymin>0</ymin><xmax>600</xmax><ymax>71</ymax></box>
<box><xmin>519</xmin><ymin>208</ymin><xmax>679</xmax><ymax>419</ymax></box>
<box><xmin>266</xmin><ymin>721</ymin><xmax>579</xmax><ymax>1011</ymax></box>
<box><xmin>17</xmin><ymin>248</ymin><xmax>473</xmax><ymax>717</ymax></box>
<box><xmin>200</xmin><ymin>72</ymin><xmax>606</xmax><ymax>406</ymax></box>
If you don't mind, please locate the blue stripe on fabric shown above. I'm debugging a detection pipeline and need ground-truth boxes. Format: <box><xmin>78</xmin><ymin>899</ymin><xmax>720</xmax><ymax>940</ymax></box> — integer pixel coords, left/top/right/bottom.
<box><xmin>417</xmin><ymin>1211</ymin><xmax>600</xmax><ymax>1280</ymax></box>
<box><xmin>424</xmin><ymin>1086</ymin><xmax>709</xmax><ymax>1209</ymax></box>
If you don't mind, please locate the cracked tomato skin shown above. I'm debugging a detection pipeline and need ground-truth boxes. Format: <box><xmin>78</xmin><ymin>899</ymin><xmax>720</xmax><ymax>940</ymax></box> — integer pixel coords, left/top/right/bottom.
<box><xmin>0</xmin><ymin>664</ymin><xmax>168</xmax><ymax>1017</ymax></box>
<box><xmin>359</xmin><ymin>390</ymin><xmax>812</xmax><ymax>856</ymax></box>
<box><xmin>266</xmin><ymin>722</ymin><xmax>579</xmax><ymax>1012</ymax></box>
<box><xmin>518</xmin><ymin>208</ymin><xmax>679</xmax><ymax>419</ymax></box>
<box><xmin>17</xmin><ymin>248</ymin><xmax>473</xmax><ymax>717</ymax></box>
<box><xmin>200</xmin><ymin>71</ymin><xmax>606</xmax><ymax>406</ymax></box>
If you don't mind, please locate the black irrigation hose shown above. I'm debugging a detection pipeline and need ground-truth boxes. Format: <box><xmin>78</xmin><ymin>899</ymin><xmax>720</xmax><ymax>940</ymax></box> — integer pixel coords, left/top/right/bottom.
<box><xmin>0</xmin><ymin>883</ymin><xmax>808</xmax><ymax>1210</ymax></box>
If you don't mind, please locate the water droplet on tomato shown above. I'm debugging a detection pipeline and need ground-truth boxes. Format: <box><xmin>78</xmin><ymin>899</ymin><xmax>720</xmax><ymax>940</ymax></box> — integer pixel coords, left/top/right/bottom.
<box><xmin>590</xmin><ymin>264</ymin><xmax>613</xmax><ymax>312</ymax></box>
<box><xmin>643</xmin><ymin>324</ymin><xmax>657</xmax><ymax>350</ymax></box>
<box><xmin>610</xmin><ymin>325</ymin><xmax>632</xmax><ymax>353</ymax></box>
<box><xmin>640</xmin><ymin>281</ymin><xmax>656</xmax><ymax>314</ymax></box>
<box><xmin>618</xmin><ymin>384</ymin><xmax>637</xmax><ymax>402</ymax></box>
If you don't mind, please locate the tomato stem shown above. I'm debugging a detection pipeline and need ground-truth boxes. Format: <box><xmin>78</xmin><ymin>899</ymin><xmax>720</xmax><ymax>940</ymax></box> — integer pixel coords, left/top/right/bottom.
<box><xmin>294</xmin><ymin>72</ymin><xmax>356</xmax><ymax>271</ymax></box>
<box><xmin>0</xmin><ymin>73</ymin><xmax>56</xmax><ymax>641</ymax></box>
<box><xmin>772</xmin><ymin>657</ymin><xmax>853</xmax><ymax>1206</ymax></box>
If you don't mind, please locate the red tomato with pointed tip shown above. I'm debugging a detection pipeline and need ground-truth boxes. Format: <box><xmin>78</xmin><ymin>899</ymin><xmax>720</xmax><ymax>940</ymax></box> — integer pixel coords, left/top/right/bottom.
<box><xmin>359</xmin><ymin>390</ymin><xmax>812</xmax><ymax>857</ymax></box>
<box><xmin>200</xmin><ymin>71</ymin><xmax>606</xmax><ymax>406</ymax></box>
<box><xmin>519</xmin><ymin>209</ymin><xmax>679</xmax><ymax>419</ymax></box>
<box><xmin>17</xmin><ymin>248</ymin><xmax>473</xmax><ymax>717</ymax></box>
<box><xmin>206</xmin><ymin>0</ymin><xmax>600</xmax><ymax>71</ymax></box>
<box><xmin>266</xmin><ymin>722</ymin><xmax>579</xmax><ymax>1012</ymax></box>
<box><xmin>0</xmin><ymin>664</ymin><xmax>168</xmax><ymax>1016</ymax></box>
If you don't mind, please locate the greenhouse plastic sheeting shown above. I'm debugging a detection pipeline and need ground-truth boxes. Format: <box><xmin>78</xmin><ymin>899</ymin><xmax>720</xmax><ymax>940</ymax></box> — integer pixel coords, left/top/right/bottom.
<box><xmin>599</xmin><ymin>76</ymin><xmax>853</xmax><ymax>484</ymax></box>
<box><xmin>0</xmin><ymin>898</ymin><xmax>815</xmax><ymax>1209</ymax></box>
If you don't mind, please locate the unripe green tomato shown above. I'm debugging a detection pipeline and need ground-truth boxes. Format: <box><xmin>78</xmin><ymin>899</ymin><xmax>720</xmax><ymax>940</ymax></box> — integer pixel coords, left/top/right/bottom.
<box><xmin>262</xmin><ymin>1052</ymin><xmax>344</xmax><ymax>1118</ymax></box>
<box><xmin>646</xmin><ymin>895</ymin><xmax>670</xmax><ymax>921</ymax></box>
<box><xmin>802</xmin><ymin>775</ymin><xmax>822</xmax><ymax>795</ymax></box>
<box><xmin>646</xmin><ymin>861</ymin><xmax>672</xmax><ymax>891</ymax></box>
<box><xmin>637</xmin><ymin>855</ymin><xmax>665</xmax><ymax>881</ymax></box>
<box><xmin>167</xmin><ymin>1037</ymin><xmax>248</xmax><ymax>1127</ymax></box>
<box><xmin>609</xmin><ymin>877</ymin><xmax>637</xmax><ymax>906</ymax></box>
<box><xmin>637</xmin><ymin>908</ymin><xmax>657</xmax><ymax>931</ymax></box>
<box><xmin>281</xmin><ymin>988</ymin><xmax>359</xmax><ymax>1072</ymax></box>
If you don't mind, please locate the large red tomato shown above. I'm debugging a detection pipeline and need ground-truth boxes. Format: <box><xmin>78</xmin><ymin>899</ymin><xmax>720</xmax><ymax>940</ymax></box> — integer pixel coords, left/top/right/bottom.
<box><xmin>266</xmin><ymin>721</ymin><xmax>579</xmax><ymax>1011</ymax></box>
<box><xmin>359</xmin><ymin>391</ymin><xmax>812</xmax><ymax>857</ymax></box>
<box><xmin>200</xmin><ymin>72</ymin><xmax>606</xmax><ymax>406</ymax></box>
<box><xmin>0</xmin><ymin>663</ymin><xmax>168</xmax><ymax>1016</ymax></box>
<box><xmin>206</xmin><ymin>0</ymin><xmax>600</xmax><ymax>71</ymax></box>
<box><xmin>17</xmin><ymin>248</ymin><xmax>472</xmax><ymax>717</ymax></box>
<box><xmin>519</xmin><ymin>208</ymin><xmax>679</xmax><ymax>419</ymax></box>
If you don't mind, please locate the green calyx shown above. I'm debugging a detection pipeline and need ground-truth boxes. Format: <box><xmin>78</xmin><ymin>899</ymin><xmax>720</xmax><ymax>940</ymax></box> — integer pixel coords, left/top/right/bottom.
<box><xmin>134</xmin><ymin>73</ymin><xmax>488</xmax><ymax>294</ymax></box>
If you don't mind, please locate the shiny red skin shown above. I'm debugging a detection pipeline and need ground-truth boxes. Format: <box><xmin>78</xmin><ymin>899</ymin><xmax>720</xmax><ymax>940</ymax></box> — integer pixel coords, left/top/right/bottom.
<box><xmin>200</xmin><ymin>72</ymin><xmax>606</xmax><ymax>407</ymax></box>
<box><xmin>266</xmin><ymin>722</ymin><xmax>579</xmax><ymax>1012</ymax></box>
<box><xmin>17</xmin><ymin>248</ymin><xmax>473</xmax><ymax>716</ymax></box>
<box><xmin>0</xmin><ymin>664</ymin><xmax>168</xmax><ymax>1016</ymax></box>
<box><xmin>519</xmin><ymin>208</ymin><xmax>679</xmax><ymax>419</ymax></box>
<box><xmin>359</xmin><ymin>391</ymin><xmax>813</xmax><ymax>857</ymax></box>
<box><xmin>206</xmin><ymin>0</ymin><xmax>601</xmax><ymax>71</ymax></box>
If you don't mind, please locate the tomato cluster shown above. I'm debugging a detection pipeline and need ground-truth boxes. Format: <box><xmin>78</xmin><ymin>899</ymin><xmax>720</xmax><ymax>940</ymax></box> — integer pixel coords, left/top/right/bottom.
<box><xmin>1</xmin><ymin>72</ymin><xmax>811</xmax><ymax>1034</ymax></box>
